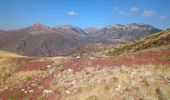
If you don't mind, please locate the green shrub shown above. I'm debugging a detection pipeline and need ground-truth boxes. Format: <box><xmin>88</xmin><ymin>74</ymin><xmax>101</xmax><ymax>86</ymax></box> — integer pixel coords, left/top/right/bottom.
<box><xmin>111</xmin><ymin>76</ymin><xmax>118</xmax><ymax>82</ymax></box>
<box><xmin>7</xmin><ymin>92</ymin><xmax>24</xmax><ymax>100</ymax></box>
<box><xmin>143</xmin><ymin>78</ymin><xmax>150</xmax><ymax>86</ymax></box>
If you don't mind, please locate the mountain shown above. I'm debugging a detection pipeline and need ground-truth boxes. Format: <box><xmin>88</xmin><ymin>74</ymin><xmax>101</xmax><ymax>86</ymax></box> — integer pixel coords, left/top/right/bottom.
<box><xmin>53</xmin><ymin>25</ymin><xmax>87</xmax><ymax>37</ymax></box>
<box><xmin>0</xmin><ymin>23</ymin><xmax>81</xmax><ymax>56</ymax></box>
<box><xmin>0</xmin><ymin>23</ymin><xmax>161</xmax><ymax>57</ymax></box>
<box><xmin>107</xmin><ymin>29</ymin><xmax>170</xmax><ymax>56</ymax></box>
<box><xmin>84</xmin><ymin>27</ymin><xmax>99</xmax><ymax>34</ymax></box>
<box><xmin>86</xmin><ymin>23</ymin><xmax>161</xmax><ymax>44</ymax></box>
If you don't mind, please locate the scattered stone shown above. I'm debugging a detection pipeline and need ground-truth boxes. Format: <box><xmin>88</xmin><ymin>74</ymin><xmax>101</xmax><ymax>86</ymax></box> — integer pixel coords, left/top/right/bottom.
<box><xmin>24</xmin><ymin>91</ymin><xmax>28</xmax><ymax>93</ymax></box>
<box><xmin>4</xmin><ymin>87</ymin><xmax>8</xmax><ymax>90</ymax></box>
<box><xmin>47</xmin><ymin>65</ymin><xmax>52</xmax><ymax>68</ymax></box>
<box><xmin>76</xmin><ymin>56</ymin><xmax>80</xmax><ymax>59</ymax></box>
<box><xmin>89</xmin><ymin>57</ymin><xmax>95</xmax><ymax>60</ymax></box>
<box><xmin>68</xmin><ymin>69</ymin><xmax>73</xmax><ymax>73</ymax></box>
<box><xmin>65</xmin><ymin>90</ymin><xmax>70</xmax><ymax>94</ymax></box>
<box><xmin>21</xmin><ymin>88</ymin><xmax>25</xmax><ymax>91</ymax></box>
<box><xmin>31</xmin><ymin>83</ymin><xmax>38</xmax><ymax>87</ymax></box>
<box><xmin>43</xmin><ymin>89</ymin><xmax>53</xmax><ymax>94</ymax></box>
<box><xmin>71</xmin><ymin>80</ymin><xmax>76</xmax><ymax>85</ymax></box>
<box><xmin>115</xmin><ymin>85</ymin><xmax>122</xmax><ymax>92</ymax></box>
<box><xmin>29</xmin><ymin>89</ymin><xmax>34</xmax><ymax>93</ymax></box>
<box><xmin>49</xmin><ymin>70</ymin><xmax>54</xmax><ymax>74</ymax></box>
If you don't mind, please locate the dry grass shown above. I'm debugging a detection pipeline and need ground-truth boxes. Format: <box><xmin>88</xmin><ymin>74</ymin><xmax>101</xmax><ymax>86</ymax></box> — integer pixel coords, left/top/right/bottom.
<box><xmin>0</xmin><ymin>58</ymin><xmax>21</xmax><ymax>87</ymax></box>
<box><xmin>5</xmin><ymin>70</ymin><xmax>48</xmax><ymax>88</ymax></box>
<box><xmin>0</xmin><ymin>50</ymin><xmax>23</xmax><ymax>58</ymax></box>
<box><xmin>107</xmin><ymin>30</ymin><xmax>170</xmax><ymax>56</ymax></box>
<box><xmin>46</xmin><ymin>64</ymin><xmax>170</xmax><ymax>100</ymax></box>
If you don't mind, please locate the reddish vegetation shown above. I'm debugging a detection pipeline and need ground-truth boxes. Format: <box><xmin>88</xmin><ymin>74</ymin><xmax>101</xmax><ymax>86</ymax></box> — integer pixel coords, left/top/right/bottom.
<box><xmin>0</xmin><ymin>48</ymin><xmax>170</xmax><ymax>100</ymax></box>
<box><xmin>0</xmin><ymin>76</ymin><xmax>54</xmax><ymax>100</ymax></box>
<box><xmin>64</xmin><ymin>49</ymin><xmax>170</xmax><ymax>70</ymax></box>
<box><xmin>0</xmin><ymin>58</ymin><xmax>52</xmax><ymax>100</ymax></box>
<box><xmin>46</xmin><ymin>92</ymin><xmax>62</xmax><ymax>100</ymax></box>
<box><xmin>19</xmin><ymin>60</ymin><xmax>50</xmax><ymax>71</ymax></box>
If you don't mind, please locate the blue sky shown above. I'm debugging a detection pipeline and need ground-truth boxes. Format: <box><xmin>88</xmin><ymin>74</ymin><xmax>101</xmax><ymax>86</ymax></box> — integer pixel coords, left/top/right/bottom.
<box><xmin>0</xmin><ymin>0</ymin><xmax>170</xmax><ymax>30</ymax></box>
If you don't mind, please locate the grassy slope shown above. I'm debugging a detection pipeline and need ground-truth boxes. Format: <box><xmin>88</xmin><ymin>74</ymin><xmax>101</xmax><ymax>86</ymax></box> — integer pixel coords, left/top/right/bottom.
<box><xmin>0</xmin><ymin>50</ymin><xmax>49</xmax><ymax>92</ymax></box>
<box><xmin>107</xmin><ymin>29</ymin><xmax>170</xmax><ymax>56</ymax></box>
<box><xmin>0</xmin><ymin>50</ymin><xmax>23</xmax><ymax>58</ymax></box>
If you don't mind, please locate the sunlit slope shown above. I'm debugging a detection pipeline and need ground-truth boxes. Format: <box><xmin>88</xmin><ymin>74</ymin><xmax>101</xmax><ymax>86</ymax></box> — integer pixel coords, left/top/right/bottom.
<box><xmin>107</xmin><ymin>29</ymin><xmax>170</xmax><ymax>56</ymax></box>
<box><xmin>0</xmin><ymin>50</ymin><xmax>23</xmax><ymax>58</ymax></box>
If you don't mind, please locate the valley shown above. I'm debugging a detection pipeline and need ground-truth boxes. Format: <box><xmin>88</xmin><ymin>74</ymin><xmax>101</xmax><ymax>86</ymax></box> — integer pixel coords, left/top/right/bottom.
<box><xmin>0</xmin><ymin>29</ymin><xmax>170</xmax><ymax>100</ymax></box>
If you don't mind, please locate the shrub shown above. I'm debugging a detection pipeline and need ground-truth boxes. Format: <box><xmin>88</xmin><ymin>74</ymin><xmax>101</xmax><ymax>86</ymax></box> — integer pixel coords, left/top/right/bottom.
<box><xmin>7</xmin><ymin>92</ymin><xmax>24</xmax><ymax>100</ymax></box>
<box><xmin>110</xmin><ymin>76</ymin><xmax>118</xmax><ymax>82</ymax></box>
<box><xmin>143</xmin><ymin>78</ymin><xmax>150</xmax><ymax>86</ymax></box>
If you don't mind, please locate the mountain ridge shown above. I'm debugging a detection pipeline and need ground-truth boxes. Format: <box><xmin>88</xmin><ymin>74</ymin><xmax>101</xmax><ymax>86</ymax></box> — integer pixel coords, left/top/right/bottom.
<box><xmin>0</xmin><ymin>23</ymin><xmax>162</xmax><ymax>56</ymax></box>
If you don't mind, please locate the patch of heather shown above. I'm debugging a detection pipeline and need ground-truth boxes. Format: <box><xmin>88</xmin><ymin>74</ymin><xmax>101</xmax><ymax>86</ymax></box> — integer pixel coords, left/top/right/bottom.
<box><xmin>64</xmin><ymin>49</ymin><xmax>170</xmax><ymax>70</ymax></box>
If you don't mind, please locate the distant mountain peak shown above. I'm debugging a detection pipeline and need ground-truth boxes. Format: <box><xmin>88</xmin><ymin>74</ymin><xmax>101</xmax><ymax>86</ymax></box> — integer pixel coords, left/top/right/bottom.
<box><xmin>84</xmin><ymin>27</ymin><xmax>99</xmax><ymax>34</ymax></box>
<box><xmin>54</xmin><ymin>24</ymin><xmax>76</xmax><ymax>29</ymax></box>
<box><xmin>31</xmin><ymin>23</ymin><xmax>49</xmax><ymax>29</ymax></box>
<box><xmin>107</xmin><ymin>24</ymin><xmax>124</xmax><ymax>29</ymax></box>
<box><xmin>17</xmin><ymin>23</ymin><xmax>56</xmax><ymax>34</ymax></box>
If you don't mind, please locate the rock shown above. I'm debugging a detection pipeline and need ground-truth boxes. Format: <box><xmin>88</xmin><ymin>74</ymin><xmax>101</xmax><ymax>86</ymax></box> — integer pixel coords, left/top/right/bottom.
<box><xmin>71</xmin><ymin>80</ymin><xmax>76</xmax><ymax>85</ymax></box>
<box><xmin>76</xmin><ymin>56</ymin><xmax>80</xmax><ymax>59</ymax></box>
<box><xmin>4</xmin><ymin>87</ymin><xmax>8</xmax><ymax>90</ymax></box>
<box><xmin>65</xmin><ymin>90</ymin><xmax>70</xmax><ymax>94</ymax></box>
<box><xmin>115</xmin><ymin>85</ymin><xmax>122</xmax><ymax>92</ymax></box>
<box><xmin>49</xmin><ymin>70</ymin><xmax>54</xmax><ymax>74</ymax></box>
<box><xmin>43</xmin><ymin>89</ymin><xmax>53</xmax><ymax>94</ymax></box>
<box><xmin>89</xmin><ymin>57</ymin><xmax>95</xmax><ymax>60</ymax></box>
<box><xmin>21</xmin><ymin>88</ymin><xmax>25</xmax><ymax>91</ymax></box>
<box><xmin>31</xmin><ymin>83</ymin><xmax>38</xmax><ymax>87</ymax></box>
<box><xmin>68</xmin><ymin>69</ymin><xmax>73</xmax><ymax>73</ymax></box>
<box><xmin>29</xmin><ymin>89</ymin><xmax>34</xmax><ymax>93</ymax></box>
<box><xmin>24</xmin><ymin>91</ymin><xmax>28</xmax><ymax>93</ymax></box>
<box><xmin>47</xmin><ymin>65</ymin><xmax>52</xmax><ymax>68</ymax></box>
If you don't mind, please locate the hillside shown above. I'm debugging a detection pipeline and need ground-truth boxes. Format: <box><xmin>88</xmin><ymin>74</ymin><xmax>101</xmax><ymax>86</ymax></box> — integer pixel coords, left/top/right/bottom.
<box><xmin>107</xmin><ymin>29</ymin><xmax>170</xmax><ymax>56</ymax></box>
<box><xmin>0</xmin><ymin>47</ymin><xmax>170</xmax><ymax>100</ymax></box>
<box><xmin>0</xmin><ymin>24</ymin><xmax>82</xmax><ymax>57</ymax></box>
<box><xmin>0</xmin><ymin>50</ymin><xmax>22</xmax><ymax>58</ymax></box>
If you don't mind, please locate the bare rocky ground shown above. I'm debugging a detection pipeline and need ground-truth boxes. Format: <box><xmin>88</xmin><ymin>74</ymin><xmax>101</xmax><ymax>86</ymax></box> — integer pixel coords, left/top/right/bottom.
<box><xmin>0</xmin><ymin>47</ymin><xmax>170</xmax><ymax>100</ymax></box>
